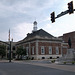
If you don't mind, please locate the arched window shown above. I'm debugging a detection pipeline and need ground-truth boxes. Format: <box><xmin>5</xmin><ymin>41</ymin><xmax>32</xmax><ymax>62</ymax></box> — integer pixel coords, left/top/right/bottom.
<box><xmin>41</xmin><ymin>46</ymin><xmax>45</xmax><ymax>54</ymax></box>
<box><xmin>56</xmin><ymin>47</ymin><xmax>59</xmax><ymax>54</ymax></box>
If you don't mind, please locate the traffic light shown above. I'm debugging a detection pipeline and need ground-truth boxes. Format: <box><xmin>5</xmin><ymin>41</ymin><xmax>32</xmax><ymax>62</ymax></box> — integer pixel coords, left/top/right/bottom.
<box><xmin>51</xmin><ymin>12</ymin><xmax>55</xmax><ymax>23</ymax></box>
<box><xmin>68</xmin><ymin>1</ymin><xmax>74</xmax><ymax>14</ymax></box>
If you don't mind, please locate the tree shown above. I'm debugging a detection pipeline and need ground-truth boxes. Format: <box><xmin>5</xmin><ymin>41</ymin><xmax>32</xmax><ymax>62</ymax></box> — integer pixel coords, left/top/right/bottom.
<box><xmin>16</xmin><ymin>46</ymin><xmax>26</xmax><ymax>59</ymax></box>
<box><xmin>0</xmin><ymin>45</ymin><xmax>6</xmax><ymax>59</ymax></box>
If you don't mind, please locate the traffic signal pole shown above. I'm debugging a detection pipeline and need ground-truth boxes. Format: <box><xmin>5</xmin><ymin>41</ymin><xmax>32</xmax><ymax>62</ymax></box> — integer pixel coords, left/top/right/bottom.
<box><xmin>50</xmin><ymin>1</ymin><xmax>75</xmax><ymax>23</ymax></box>
<box><xmin>55</xmin><ymin>9</ymin><xmax>75</xmax><ymax>19</ymax></box>
<box><xmin>55</xmin><ymin>10</ymin><xmax>68</xmax><ymax>19</ymax></box>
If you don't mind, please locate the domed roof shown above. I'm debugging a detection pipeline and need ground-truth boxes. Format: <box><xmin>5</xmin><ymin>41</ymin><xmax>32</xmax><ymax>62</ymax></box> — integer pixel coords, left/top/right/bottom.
<box><xmin>33</xmin><ymin>21</ymin><xmax>37</xmax><ymax>25</ymax></box>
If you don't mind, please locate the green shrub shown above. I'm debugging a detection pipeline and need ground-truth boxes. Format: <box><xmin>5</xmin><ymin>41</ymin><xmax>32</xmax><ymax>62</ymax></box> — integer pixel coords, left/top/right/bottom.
<box><xmin>64</xmin><ymin>61</ymin><xmax>66</xmax><ymax>64</ymax></box>
<box><xmin>51</xmin><ymin>60</ymin><xmax>55</xmax><ymax>63</ymax></box>
<box><xmin>72</xmin><ymin>61</ymin><xmax>75</xmax><ymax>64</ymax></box>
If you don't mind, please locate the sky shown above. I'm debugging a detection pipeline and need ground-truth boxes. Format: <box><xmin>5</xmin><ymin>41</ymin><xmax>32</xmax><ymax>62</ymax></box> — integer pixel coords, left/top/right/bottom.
<box><xmin>0</xmin><ymin>0</ymin><xmax>75</xmax><ymax>42</ymax></box>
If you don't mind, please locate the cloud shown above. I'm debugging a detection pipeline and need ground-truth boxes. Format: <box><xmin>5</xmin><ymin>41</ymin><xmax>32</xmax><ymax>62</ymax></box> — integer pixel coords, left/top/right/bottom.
<box><xmin>0</xmin><ymin>32</ymin><xmax>8</xmax><ymax>41</ymax></box>
<box><xmin>43</xmin><ymin>23</ymin><xmax>52</xmax><ymax>30</ymax></box>
<box><xmin>42</xmin><ymin>13</ymin><xmax>75</xmax><ymax>37</ymax></box>
<box><xmin>0</xmin><ymin>0</ymin><xmax>58</xmax><ymax>16</ymax></box>
<box><xmin>0</xmin><ymin>0</ymin><xmax>74</xmax><ymax>42</ymax></box>
<box><xmin>0</xmin><ymin>0</ymin><xmax>59</xmax><ymax>26</ymax></box>
<box><xmin>12</xmin><ymin>22</ymin><xmax>33</xmax><ymax>41</ymax></box>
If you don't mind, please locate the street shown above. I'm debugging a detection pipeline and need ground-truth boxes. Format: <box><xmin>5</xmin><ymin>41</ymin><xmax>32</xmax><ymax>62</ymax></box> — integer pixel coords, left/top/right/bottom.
<box><xmin>0</xmin><ymin>61</ymin><xmax>75</xmax><ymax>75</ymax></box>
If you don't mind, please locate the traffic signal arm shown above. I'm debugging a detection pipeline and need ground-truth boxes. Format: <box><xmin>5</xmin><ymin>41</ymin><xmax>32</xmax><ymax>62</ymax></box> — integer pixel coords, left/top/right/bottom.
<box><xmin>55</xmin><ymin>10</ymin><xmax>68</xmax><ymax>19</ymax></box>
<box><xmin>50</xmin><ymin>1</ymin><xmax>75</xmax><ymax>23</ymax></box>
<box><xmin>55</xmin><ymin>9</ymin><xmax>75</xmax><ymax>19</ymax></box>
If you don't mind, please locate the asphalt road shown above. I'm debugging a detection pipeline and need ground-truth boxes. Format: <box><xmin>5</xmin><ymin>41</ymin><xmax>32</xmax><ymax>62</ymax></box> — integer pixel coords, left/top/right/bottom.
<box><xmin>0</xmin><ymin>62</ymin><xmax>75</xmax><ymax>75</ymax></box>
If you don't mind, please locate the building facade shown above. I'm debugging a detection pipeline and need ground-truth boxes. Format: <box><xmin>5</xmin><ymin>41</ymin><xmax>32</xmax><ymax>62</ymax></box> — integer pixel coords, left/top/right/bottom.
<box><xmin>59</xmin><ymin>31</ymin><xmax>75</xmax><ymax>50</ymax></box>
<box><xmin>63</xmin><ymin>31</ymin><xmax>75</xmax><ymax>49</ymax></box>
<box><xmin>1</xmin><ymin>21</ymin><xmax>72</xmax><ymax>60</ymax></box>
<box><xmin>16</xmin><ymin>29</ymin><xmax>68</xmax><ymax>60</ymax></box>
<box><xmin>0</xmin><ymin>40</ymin><xmax>16</xmax><ymax>59</ymax></box>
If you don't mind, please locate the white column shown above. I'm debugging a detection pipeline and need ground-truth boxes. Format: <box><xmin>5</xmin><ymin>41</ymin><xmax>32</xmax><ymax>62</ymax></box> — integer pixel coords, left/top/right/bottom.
<box><xmin>61</xmin><ymin>43</ymin><xmax>63</xmax><ymax>57</ymax></box>
<box><xmin>36</xmin><ymin>40</ymin><xmax>38</xmax><ymax>59</ymax></box>
<box><xmin>29</xmin><ymin>42</ymin><xmax>31</xmax><ymax>56</ymax></box>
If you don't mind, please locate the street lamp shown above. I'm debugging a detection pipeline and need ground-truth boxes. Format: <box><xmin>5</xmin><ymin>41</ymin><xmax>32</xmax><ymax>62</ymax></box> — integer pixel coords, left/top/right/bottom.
<box><xmin>9</xmin><ymin>41</ymin><xmax>11</xmax><ymax>62</ymax></box>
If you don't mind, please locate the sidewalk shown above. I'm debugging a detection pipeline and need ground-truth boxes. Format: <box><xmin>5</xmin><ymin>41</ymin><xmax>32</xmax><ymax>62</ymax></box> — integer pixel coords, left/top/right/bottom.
<box><xmin>14</xmin><ymin>60</ymin><xmax>75</xmax><ymax>72</ymax></box>
<box><xmin>0</xmin><ymin>60</ymin><xmax>9</xmax><ymax>63</ymax></box>
<box><xmin>0</xmin><ymin>60</ymin><xmax>75</xmax><ymax>72</ymax></box>
<box><xmin>31</xmin><ymin>63</ymin><xmax>75</xmax><ymax>72</ymax></box>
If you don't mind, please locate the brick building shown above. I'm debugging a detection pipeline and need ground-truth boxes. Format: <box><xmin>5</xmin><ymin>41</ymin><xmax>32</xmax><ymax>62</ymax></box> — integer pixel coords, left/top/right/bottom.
<box><xmin>0</xmin><ymin>21</ymin><xmax>69</xmax><ymax>60</ymax></box>
<box><xmin>59</xmin><ymin>31</ymin><xmax>75</xmax><ymax>50</ymax></box>
<box><xmin>16</xmin><ymin>26</ymin><xmax>68</xmax><ymax>59</ymax></box>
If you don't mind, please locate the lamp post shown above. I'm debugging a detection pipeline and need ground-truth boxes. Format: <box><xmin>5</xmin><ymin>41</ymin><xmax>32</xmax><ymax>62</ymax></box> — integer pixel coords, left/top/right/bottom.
<box><xmin>61</xmin><ymin>43</ymin><xmax>63</xmax><ymax>57</ymax></box>
<box><xmin>9</xmin><ymin>41</ymin><xmax>11</xmax><ymax>62</ymax></box>
<box><xmin>8</xmin><ymin>29</ymin><xmax>12</xmax><ymax>62</ymax></box>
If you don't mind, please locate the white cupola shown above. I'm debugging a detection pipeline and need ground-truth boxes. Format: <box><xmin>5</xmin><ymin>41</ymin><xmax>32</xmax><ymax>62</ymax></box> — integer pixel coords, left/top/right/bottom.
<box><xmin>32</xmin><ymin>21</ymin><xmax>37</xmax><ymax>32</ymax></box>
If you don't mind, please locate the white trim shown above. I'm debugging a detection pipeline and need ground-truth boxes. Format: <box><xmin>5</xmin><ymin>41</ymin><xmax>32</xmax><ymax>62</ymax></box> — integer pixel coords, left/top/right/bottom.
<box><xmin>37</xmin><ymin>40</ymin><xmax>62</xmax><ymax>43</ymax></box>
<box><xmin>29</xmin><ymin>55</ymin><xmax>62</xmax><ymax>60</ymax></box>
<box><xmin>29</xmin><ymin>42</ymin><xmax>31</xmax><ymax>55</ymax></box>
<box><xmin>32</xmin><ymin>46</ymin><xmax>34</xmax><ymax>54</ymax></box>
<box><xmin>36</xmin><ymin>40</ymin><xmax>38</xmax><ymax>55</ymax></box>
<box><xmin>62</xmin><ymin>46</ymin><xmax>68</xmax><ymax>48</ymax></box>
<box><xmin>26</xmin><ymin>47</ymin><xmax>29</xmax><ymax>55</ymax></box>
<box><xmin>22</xmin><ymin>40</ymin><xmax>62</xmax><ymax>44</ymax></box>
